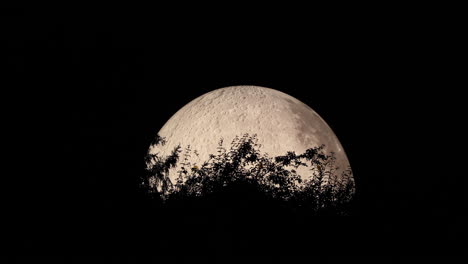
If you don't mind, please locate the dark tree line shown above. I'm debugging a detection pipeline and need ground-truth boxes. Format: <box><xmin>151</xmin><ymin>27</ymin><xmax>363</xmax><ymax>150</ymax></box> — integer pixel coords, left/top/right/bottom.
<box><xmin>143</xmin><ymin>134</ymin><xmax>354</xmax><ymax>215</ymax></box>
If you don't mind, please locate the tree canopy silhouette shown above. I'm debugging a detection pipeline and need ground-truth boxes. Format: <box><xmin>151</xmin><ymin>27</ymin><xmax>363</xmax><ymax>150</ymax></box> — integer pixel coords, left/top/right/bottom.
<box><xmin>143</xmin><ymin>133</ymin><xmax>354</xmax><ymax>215</ymax></box>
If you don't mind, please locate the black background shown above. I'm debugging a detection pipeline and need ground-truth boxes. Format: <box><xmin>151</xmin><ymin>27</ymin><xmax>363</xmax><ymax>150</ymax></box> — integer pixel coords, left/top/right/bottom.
<box><xmin>5</xmin><ymin>7</ymin><xmax>465</xmax><ymax>258</ymax></box>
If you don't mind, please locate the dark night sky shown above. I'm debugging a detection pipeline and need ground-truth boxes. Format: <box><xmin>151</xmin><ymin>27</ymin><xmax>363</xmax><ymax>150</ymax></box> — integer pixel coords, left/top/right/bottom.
<box><xmin>5</xmin><ymin>8</ymin><xmax>464</xmax><ymax>257</ymax></box>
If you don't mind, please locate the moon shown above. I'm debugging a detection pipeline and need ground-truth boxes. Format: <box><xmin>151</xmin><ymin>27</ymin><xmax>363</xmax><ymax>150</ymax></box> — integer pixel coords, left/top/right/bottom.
<box><xmin>149</xmin><ymin>85</ymin><xmax>353</xmax><ymax>187</ymax></box>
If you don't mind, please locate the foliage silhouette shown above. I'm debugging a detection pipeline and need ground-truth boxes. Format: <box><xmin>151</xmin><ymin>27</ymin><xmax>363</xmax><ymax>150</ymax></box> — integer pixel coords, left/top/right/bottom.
<box><xmin>143</xmin><ymin>134</ymin><xmax>354</xmax><ymax>215</ymax></box>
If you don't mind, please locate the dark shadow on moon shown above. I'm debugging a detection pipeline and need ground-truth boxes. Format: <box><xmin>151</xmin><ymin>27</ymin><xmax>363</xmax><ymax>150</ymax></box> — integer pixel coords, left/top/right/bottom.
<box><xmin>285</xmin><ymin>97</ymin><xmax>349</xmax><ymax>172</ymax></box>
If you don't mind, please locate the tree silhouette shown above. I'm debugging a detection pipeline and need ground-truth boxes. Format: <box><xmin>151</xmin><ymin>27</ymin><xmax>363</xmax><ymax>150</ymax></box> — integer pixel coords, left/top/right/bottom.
<box><xmin>143</xmin><ymin>134</ymin><xmax>354</xmax><ymax>215</ymax></box>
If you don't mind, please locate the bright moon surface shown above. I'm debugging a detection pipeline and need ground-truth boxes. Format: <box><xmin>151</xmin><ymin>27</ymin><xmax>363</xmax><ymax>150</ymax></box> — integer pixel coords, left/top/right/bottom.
<box><xmin>149</xmin><ymin>85</ymin><xmax>353</xmax><ymax>185</ymax></box>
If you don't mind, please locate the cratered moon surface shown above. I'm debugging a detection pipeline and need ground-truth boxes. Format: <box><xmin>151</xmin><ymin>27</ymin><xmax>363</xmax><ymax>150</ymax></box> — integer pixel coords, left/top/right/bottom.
<box><xmin>149</xmin><ymin>85</ymin><xmax>353</xmax><ymax>187</ymax></box>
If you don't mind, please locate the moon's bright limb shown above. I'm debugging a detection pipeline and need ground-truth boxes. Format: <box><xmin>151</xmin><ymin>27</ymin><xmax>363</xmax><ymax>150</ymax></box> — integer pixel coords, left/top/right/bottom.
<box><xmin>149</xmin><ymin>85</ymin><xmax>353</xmax><ymax>187</ymax></box>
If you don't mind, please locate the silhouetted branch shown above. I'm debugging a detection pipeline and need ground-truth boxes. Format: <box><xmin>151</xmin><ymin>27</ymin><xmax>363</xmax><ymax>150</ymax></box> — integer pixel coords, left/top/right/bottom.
<box><xmin>144</xmin><ymin>133</ymin><xmax>354</xmax><ymax>215</ymax></box>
